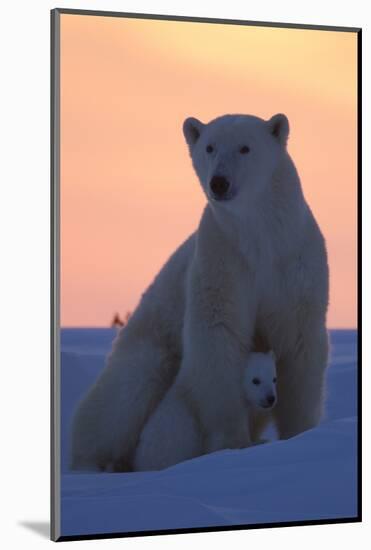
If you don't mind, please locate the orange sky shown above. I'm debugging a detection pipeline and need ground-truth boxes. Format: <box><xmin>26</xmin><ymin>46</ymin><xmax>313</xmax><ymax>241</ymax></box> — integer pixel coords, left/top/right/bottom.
<box><xmin>60</xmin><ymin>14</ymin><xmax>358</xmax><ymax>328</ymax></box>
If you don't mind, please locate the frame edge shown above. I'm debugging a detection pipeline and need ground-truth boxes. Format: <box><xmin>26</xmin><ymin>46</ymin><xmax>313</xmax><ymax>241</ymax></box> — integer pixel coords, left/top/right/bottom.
<box><xmin>51</xmin><ymin>7</ymin><xmax>61</xmax><ymax>543</ymax></box>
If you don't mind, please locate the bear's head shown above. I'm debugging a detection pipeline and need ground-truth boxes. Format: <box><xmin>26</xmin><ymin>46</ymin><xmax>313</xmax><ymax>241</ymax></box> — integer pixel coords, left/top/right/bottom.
<box><xmin>244</xmin><ymin>351</ymin><xmax>277</xmax><ymax>410</ymax></box>
<box><xmin>183</xmin><ymin>114</ymin><xmax>289</xmax><ymax>218</ymax></box>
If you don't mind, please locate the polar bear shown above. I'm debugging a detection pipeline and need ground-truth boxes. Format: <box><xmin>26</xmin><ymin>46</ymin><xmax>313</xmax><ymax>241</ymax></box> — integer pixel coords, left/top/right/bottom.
<box><xmin>243</xmin><ymin>351</ymin><xmax>277</xmax><ymax>444</ymax></box>
<box><xmin>133</xmin><ymin>350</ymin><xmax>277</xmax><ymax>471</ymax></box>
<box><xmin>70</xmin><ymin>113</ymin><xmax>329</xmax><ymax>472</ymax></box>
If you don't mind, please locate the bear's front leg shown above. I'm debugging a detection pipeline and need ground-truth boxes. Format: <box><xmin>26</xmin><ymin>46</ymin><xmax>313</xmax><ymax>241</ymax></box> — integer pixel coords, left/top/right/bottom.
<box><xmin>175</xmin><ymin>207</ymin><xmax>257</xmax><ymax>456</ymax></box>
<box><xmin>274</xmin><ymin>326</ymin><xmax>329</xmax><ymax>439</ymax></box>
<box><xmin>177</xmin><ymin>293</ymin><xmax>255</xmax><ymax>455</ymax></box>
<box><xmin>179</xmin><ymin>340</ymin><xmax>251</xmax><ymax>454</ymax></box>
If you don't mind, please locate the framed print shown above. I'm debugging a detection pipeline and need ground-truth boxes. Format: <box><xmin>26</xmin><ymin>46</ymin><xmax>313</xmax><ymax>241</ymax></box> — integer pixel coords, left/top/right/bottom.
<box><xmin>51</xmin><ymin>8</ymin><xmax>361</xmax><ymax>542</ymax></box>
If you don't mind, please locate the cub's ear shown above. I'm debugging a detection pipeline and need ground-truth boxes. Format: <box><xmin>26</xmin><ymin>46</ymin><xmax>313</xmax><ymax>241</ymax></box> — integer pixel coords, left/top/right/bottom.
<box><xmin>183</xmin><ymin>117</ymin><xmax>204</xmax><ymax>150</ymax></box>
<box><xmin>267</xmin><ymin>114</ymin><xmax>289</xmax><ymax>146</ymax></box>
<box><xmin>269</xmin><ymin>349</ymin><xmax>276</xmax><ymax>361</ymax></box>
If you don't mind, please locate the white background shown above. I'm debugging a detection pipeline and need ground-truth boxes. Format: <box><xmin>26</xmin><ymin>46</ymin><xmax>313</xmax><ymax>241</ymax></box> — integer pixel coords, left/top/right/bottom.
<box><xmin>0</xmin><ymin>0</ymin><xmax>368</xmax><ymax>547</ymax></box>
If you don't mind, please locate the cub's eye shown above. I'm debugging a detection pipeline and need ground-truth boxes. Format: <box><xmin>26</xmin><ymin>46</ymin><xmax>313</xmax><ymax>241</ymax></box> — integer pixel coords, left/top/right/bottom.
<box><xmin>273</xmin><ymin>377</ymin><xmax>277</xmax><ymax>384</ymax></box>
<box><xmin>240</xmin><ymin>145</ymin><xmax>250</xmax><ymax>154</ymax></box>
<box><xmin>252</xmin><ymin>377</ymin><xmax>260</xmax><ymax>385</ymax></box>
<box><xmin>206</xmin><ymin>144</ymin><xmax>214</xmax><ymax>153</ymax></box>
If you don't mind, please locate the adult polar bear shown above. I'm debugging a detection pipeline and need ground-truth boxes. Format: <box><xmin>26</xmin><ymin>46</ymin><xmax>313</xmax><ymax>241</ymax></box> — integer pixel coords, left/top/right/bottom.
<box><xmin>71</xmin><ymin>113</ymin><xmax>329</xmax><ymax>472</ymax></box>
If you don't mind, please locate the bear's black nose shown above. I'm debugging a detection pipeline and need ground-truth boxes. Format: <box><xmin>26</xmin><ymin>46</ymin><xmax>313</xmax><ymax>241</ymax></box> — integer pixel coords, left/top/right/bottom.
<box><xmin>210</xmin><ymin>175</ymin><xmax>230</xmax><ymax>199</ymax></box>
<box><xmin>267</xmin><ymin>394</ymin><xmax>276</xmax><ymax>406</ymax></box>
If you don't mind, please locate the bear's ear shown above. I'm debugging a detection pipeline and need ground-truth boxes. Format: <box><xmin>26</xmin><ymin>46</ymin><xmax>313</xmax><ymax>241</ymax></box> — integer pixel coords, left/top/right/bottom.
<box><xmin>183</xmin><ymin>117</ymin><xmax>204</xmax><ymax>150</ymax></box>
<box><xmin>267</xmin><ymin>114</ymin><xmax>289</xmax><ymax>146</ymax></box>
<box><xmin>268</xmin><ymin>349</ymin><xmax>276</xmax><ymax>361</ymax></box>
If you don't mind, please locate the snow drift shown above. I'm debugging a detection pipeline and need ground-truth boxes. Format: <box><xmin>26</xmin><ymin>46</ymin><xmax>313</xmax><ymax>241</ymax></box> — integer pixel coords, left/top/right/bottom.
<box><xmin>60</xmin><ymin>329</ymin><xmax>358</xmax><ymax>537</ymax></box>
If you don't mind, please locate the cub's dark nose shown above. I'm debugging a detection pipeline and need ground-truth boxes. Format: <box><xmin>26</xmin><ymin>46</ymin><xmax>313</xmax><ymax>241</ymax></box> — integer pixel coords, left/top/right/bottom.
<box><xmin>267</xmin><ymin>394</ymin><xmax>276</xmax><ymax>406</ymax></box>
<box><xmin>210</xmin><ymin>175</ymin><xmax>230</xmax><ymax>199</ymax></box>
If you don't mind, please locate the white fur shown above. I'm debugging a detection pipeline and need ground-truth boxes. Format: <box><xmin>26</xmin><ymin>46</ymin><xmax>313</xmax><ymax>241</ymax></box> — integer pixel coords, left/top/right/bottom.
<box><xmin>133</xmin><ymin>351</ymin><xmax>277</xmax><ymax>471</ymax></box>
<box><xmin>244</xmin><ymin>351</ymin><xmax>277</xmax><ymax>410</ymax></box>
<box><xmin>71</xmin><ymin>113</ymin><xmax>329</xmax><ymax>472</ymax></box>
<box><xmin>133</xmin><ymin>384</ymin><xmax>203</xmax><ymax>471</ymax></box>
<box><xmin>244</xmin><ymin>351</ymin><xmax>277</xmax><ymax>444</ymax></box>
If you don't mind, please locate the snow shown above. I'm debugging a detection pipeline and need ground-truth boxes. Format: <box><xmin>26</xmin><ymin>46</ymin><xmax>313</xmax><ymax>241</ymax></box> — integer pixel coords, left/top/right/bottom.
<box><xmin>60</xmin><ymin>329</ymin><xmax>358</xmax><ymax>537</ymax></box>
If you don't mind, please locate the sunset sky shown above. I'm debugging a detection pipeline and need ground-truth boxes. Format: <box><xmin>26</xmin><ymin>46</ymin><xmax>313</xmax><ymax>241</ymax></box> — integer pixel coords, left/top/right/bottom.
<box><xmin>60</xmin><ymin>14</ymin><xmax>358</xmax><ymax>328</ymax></box>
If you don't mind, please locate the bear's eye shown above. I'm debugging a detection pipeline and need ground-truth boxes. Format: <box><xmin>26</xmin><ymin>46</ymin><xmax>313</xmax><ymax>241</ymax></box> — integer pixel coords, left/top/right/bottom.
<box><xmin>239</xmin><ymin>145</ymin><xmax>250</xmax><ymax>154</ymax></box>
<box><xmin>273</xmin><ymin>377</ymin><xmax>277</xmax><ymax>384</ymax></box>
<box><xmin>206</xmin><ymin>144</ymin><xmax>214</xmax><ymax>154</ymax></box>
<box><xmin>252</xmin><ymin>377</ymin><xmax>260</xmax><ymax>385</ymax></box>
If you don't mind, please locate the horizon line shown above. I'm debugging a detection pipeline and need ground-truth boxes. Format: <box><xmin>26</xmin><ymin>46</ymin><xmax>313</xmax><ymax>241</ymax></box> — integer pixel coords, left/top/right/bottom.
<box><xmin>60</xmin><ymin>326</ymin><xmax>358</xmax><ymax>331</ymax></box>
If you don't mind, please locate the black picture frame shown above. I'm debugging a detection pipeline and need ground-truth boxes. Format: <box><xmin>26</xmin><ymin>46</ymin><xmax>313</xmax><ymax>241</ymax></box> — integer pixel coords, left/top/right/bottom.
<box><xmin>51</xmin><ymin>8</ymin><xmax>362</xmax><ymax>542</ymax></box>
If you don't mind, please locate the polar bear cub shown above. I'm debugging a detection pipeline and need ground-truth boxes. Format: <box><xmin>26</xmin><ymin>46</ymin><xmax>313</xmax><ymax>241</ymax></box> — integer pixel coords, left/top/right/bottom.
<box><xmin>244</xmin><ymin>351</ymin><xmax>277</xmax><ymax>444</ymax></box>
<box><xmin>244</xmin><ymin>351</ymin><xmax>277</xmax><ymax>410</ymax></box>
<box><xmin>133</xmin><ymin>351</ymin><xmax>277</xmax><ymax>471</ymax></box>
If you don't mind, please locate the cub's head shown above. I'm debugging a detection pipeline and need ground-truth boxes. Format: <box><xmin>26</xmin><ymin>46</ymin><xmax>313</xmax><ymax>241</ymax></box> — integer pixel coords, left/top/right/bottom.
<box><xmin>183</xmin><ymin>113</ymin><xmax>289</xmax><ymax>218</ymax></box>
<box><xmin>244</xmin><ymin>351</ymin><xmax>277</xmax><ymax>410</ymax></box>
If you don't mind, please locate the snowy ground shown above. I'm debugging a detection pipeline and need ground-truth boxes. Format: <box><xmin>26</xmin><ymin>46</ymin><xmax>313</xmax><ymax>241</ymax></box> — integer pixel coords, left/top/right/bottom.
<box><xmin>60</xmin><ymin>329</ymin><xmax>358</xmax><ymax>537</ymax></box>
